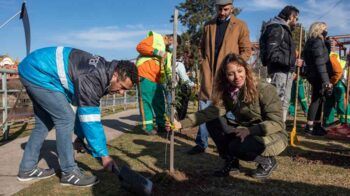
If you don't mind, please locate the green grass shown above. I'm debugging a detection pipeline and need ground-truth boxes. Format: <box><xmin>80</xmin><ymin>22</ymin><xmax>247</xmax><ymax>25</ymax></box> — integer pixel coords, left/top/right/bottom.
<box><xmin>15</xmin><ymin>118</ymin><xmax>350</xmax><ymax>196</ymax></box>
<box><xmin>10</xmin><ymin>103</ymin><xmax>350</xmax><ymax>195</ymax></box>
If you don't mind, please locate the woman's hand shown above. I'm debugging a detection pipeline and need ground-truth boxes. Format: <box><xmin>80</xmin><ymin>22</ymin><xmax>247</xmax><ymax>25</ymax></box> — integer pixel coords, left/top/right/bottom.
<box><xmin>233</xmin><ymin>127</ymin><xmax>250</xmax><ymax>142</ymax></box>
<box><xmin>165</xmin><ymin>118</ymin><xmax>182</xmax><ymax>132</ymax></box>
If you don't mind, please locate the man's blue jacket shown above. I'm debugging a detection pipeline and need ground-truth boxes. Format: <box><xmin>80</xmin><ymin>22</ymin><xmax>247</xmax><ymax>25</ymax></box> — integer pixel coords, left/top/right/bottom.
<box><xmin>19</xmin><ymin>46</ymin><xmax>116</xmax><ymax>157</ymax></box>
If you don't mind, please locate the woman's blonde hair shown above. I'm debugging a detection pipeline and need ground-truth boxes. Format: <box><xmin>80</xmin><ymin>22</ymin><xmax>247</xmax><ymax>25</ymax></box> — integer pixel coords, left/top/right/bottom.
<box><xmin>308</xmin><ymin>22</ymin><xmax>327</xmax><ymax>39</ymax></box>
<box><xmin>212</xmin><ymin>53</ymin><xmax>258</xmax><ymax>106</ymax></box>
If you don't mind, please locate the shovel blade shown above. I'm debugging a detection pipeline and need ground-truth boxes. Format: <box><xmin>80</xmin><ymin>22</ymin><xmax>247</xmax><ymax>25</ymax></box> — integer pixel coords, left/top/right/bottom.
<box><xmin>290</xmin><ymin>127</ymin><xmax>298</xmax><ymax>147</ymax></box>
<box><xmin>118</xmin><ymin>166</ymin><xmax>153</xmax><ymax>196</ymax></box>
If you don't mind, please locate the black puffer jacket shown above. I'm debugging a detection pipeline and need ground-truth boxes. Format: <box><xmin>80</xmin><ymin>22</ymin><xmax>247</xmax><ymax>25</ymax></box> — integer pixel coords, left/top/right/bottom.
<box><xmin>303</xmin><ymin>37</ymin><xmax>330</xmax><ymax>84</ymax></box>
<box><xmin>263</xmin><ymin>17</ymin><xmax>296</xmax><ymax>75</ymax></box>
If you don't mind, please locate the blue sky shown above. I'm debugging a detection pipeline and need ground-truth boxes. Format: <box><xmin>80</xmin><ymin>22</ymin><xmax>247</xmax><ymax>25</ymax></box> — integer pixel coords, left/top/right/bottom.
<box><xmin>1</xmin><ymin>0</ymin><xmax>349</xmax><ymax>61</ymax></box>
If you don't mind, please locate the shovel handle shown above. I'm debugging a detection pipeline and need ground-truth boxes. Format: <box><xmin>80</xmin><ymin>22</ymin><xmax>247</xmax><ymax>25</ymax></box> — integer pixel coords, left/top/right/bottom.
<box><xmin>111</xmin><ymin>164</ymin><xmax>120</xmax><ymax>175</ymax></box>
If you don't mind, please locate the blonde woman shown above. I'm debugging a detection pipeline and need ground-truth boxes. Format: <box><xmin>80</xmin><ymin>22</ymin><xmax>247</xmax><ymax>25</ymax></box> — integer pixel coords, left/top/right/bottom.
<box><xmin>168</xmin><ymin>54</ymin><xmax>287</xmax><ymax>179</ymax></box>
<box><xmin>303</xmin><ymin>22</ymin><xmax>332</xmax><ymax>136</ymax></box>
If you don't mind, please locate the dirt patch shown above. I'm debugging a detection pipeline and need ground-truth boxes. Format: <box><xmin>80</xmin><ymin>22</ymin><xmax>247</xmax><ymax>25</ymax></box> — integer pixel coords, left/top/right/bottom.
<box><xmin>292</xmin><ymin>155</ymin><xmax>322</xmax><ymax>165</ymax></box>
<box><xmin>167</xmin><ymin>170</ymin><xmax>189</xmax><ymax>181</ymax></box>
<box><xmin>152</xmin><ymin>170</ymin><xmax>189</xmax><ymax>184</ymax></box>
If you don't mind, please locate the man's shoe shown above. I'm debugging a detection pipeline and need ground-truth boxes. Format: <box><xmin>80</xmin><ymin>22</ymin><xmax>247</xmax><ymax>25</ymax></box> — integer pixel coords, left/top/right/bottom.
<box><xmin>187</xmin><ymin>145</ymin><xmax>205</xmax><ymax>155</ymax></box>
<box><xmin>314</xmin><ymin>124</ymin><xmax>327</xmax><ymax>135</ymax></box>
<box><xmin>252</xmin><ymin>157</ymin><xmax>277</xmax><ymax>179</ymax></box>
<box><xmin>213</xmin><ymin>158</ymin><xmax>240</xmax><ymax>177</ymax></box>
<box><xmin>309</xmin><ymin>129</ymin><xmax>327</xmax><ymax>136</ymax></box>
<box><xmin>17</xmin><ymin>167</ymin><xmax>56</xmax><ymax>182</ymax></box>
<box><xmin>304</xmin><ymin>124</ymin><xmax>313</xmax><ymax>135</ymax></box>
<box><xmin>307</xmin><ymin>124</ymin><xmax>327</xmax><ymax>136</ymax></box>
<box><xmin>60</xmin><ymin>168</ymin><xmax>99</xmax><ymax>187</ymax></box>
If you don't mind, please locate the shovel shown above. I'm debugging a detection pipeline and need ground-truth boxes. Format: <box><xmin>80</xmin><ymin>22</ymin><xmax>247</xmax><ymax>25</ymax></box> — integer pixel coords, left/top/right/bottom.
<box><xmin>73</xmin><ymin>141</ymin><xmax>153</xmax><ymax>195</ymax></box>
<box><xmin>290</xmin><ymin>24</ymin><xmax>303</xmax><ymax>147</ymax></box>
<box><xmin>112</xmin><ymin>165</ymin><xmax>153</xmax><ymax>196</ymax></box>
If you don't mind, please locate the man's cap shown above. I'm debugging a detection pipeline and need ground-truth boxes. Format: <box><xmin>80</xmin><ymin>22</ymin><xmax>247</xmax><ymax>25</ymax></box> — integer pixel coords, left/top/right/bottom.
<box><xmin>215</xmin><ymin>0</ymin><xmax>233</xmax><ymax>5</ymax></box>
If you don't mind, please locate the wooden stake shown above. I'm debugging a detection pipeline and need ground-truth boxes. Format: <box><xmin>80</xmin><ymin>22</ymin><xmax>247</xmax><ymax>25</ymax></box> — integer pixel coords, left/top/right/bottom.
<box><xmin>290</xmin><ymin>25</ymin><xmax>303</xmax><ymax>147</ymax></box>
<box><xmin>170</xmin><ymin>8</ymin><xmax>178</xmax><ymax>173</ymax></box>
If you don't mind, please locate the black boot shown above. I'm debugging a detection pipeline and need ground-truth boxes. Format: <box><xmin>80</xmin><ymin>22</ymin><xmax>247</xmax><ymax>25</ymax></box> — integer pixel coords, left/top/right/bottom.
<box><xmin>187</xmin><ymin>145</ymin><xmax>205</xmax><ymax>155</ymax></box>
<box><xmin>252</xmin><ymin>156</ymin><xmax>277</xmax><ymax>179</ymax></box>
<box><xmin>213</xmin><ymin>157</ymin><xmax>240</xmax><ymax>177</ymax></box>
<box><xmin>304</xmin><ymin>124</ymin><xmax>314</xmax><ymax>135</ymax></box>
<box><xmin>313</xmin><ymin>123</ymin><xmax>327</xmax><ymax>136</ymax></box>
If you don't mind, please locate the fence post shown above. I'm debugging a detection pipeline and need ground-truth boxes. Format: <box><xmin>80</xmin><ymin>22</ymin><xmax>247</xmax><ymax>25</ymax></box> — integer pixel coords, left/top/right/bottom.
<box><xmin>124</xmin><ymin>91</ymin><xmax>127</xmax><ymax>110</ymax></box>
<box><xmin>2</xmin><ymin>73</ymin><xmax>9</xmax><ymax>140</ymax></box>
<box><xmin>136</xmin><ymin>88</ymin><xmax>139</xmax><ymax>109</ymax></box>
<box><xmin>113</xmin><ymin>94</ymin><xmax>116</xmax><ymax>112</ymax></box>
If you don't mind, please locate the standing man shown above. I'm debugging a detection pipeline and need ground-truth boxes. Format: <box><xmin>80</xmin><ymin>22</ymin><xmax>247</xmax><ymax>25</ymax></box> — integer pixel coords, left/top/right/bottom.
<box><xmin>17</xmin><ymin>47</ymin><xmax>138</xmax><ymax>186</ymax></box>
<box><xmin>188</xmin><ymin>0</ymin><xmax>252</xmax><ymax>154</ymax></box>
<box><xmin>259</xmin><ymin>5</ymin><xmax>303</xmax><ymax>122</ymax></box>
<box><xmin>136</xmin><ymin>32</ymin><xmax>180</xmax><ymax>134</ymax></box>
<box><xmin>175</xmin><ymin>59</ymin><xmax>196</xmax><ymax>120</ymax></box>
<box><xmin>324</xmin><ymin>51</ymin><xmax>348</xmax><ymax>126</ymax></box>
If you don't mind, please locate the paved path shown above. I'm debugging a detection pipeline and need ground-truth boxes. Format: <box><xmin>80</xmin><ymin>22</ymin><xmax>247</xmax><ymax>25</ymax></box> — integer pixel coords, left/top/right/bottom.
<box><xmin>0</xmin><ymin>109</ymin><xmax>140</xmax><ymax>196</ymax></box>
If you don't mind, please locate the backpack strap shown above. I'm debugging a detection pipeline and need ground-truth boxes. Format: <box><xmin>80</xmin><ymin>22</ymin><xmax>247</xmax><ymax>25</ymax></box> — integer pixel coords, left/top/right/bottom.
<box><xmin>279</xmin><ymin>25</ymin><xmax>285</xmax><ymax>43</ymax></box>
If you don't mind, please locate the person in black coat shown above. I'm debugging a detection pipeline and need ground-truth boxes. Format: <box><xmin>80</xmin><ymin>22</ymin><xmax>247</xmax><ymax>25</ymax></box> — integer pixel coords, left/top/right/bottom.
<box><xmin>303</xmin><ymin>22</ymin><xmax>332</xmax><ymax>136</ymax></box>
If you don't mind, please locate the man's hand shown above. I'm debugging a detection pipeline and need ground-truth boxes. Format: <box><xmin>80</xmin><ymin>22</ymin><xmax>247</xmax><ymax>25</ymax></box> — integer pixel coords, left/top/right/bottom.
<box><xmin>295</xmin><ymin>58</ymin><xmax>304</xmax><ymax>67</ymax></box>
<box><xmin>233</xmin><ymin>127</ymin><xmax>250</xmax><ymax>142</ymax></box>
<box><xmin>101</xmin><ymin>156</ymin><xmax>117</xmax><ymax>172</ymax></box>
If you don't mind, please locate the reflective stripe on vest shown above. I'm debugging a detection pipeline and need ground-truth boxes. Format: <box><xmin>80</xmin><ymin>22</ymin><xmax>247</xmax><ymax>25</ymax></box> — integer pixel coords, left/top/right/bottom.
<box><xmin>160</xmin><ymin>52</ymin><xmax>172</xmax><ymax>83</ymax></box>
<box><xmin>136</xmin><ymin>31</ymin><xmax>165</xmax><ymax>67</ymax></box>
<box><xmin>56</xmin><ymin>46</ymin><xmax>69</xmax><ymax>90</ymax></box>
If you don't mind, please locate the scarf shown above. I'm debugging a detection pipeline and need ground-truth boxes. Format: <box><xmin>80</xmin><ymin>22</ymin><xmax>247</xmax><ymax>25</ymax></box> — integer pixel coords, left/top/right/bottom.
<box><xmin>228</xmin><ymin>86</ymin><xmax>240</xmax><ymax>102</ymax></box>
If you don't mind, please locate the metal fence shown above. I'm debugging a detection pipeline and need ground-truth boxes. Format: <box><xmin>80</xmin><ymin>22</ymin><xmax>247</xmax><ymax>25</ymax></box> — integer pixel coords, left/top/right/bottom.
<box><xmin>0</xmin><ymin>68</ymin><xmax>138</xmax><ymax>140</ymax></box>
